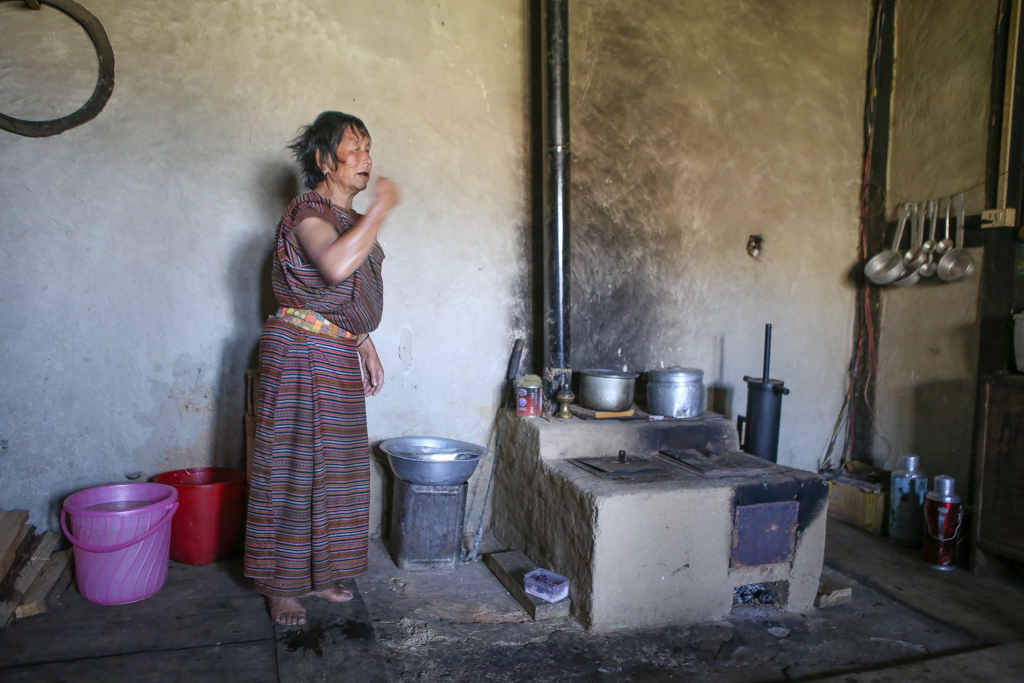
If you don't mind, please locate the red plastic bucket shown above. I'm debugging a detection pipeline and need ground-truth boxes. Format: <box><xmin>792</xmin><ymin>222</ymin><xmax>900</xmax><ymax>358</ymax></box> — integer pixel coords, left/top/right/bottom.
<box><xmin>153</xmin><ymin>467</ymin><xmax>246</xmax><ymax>565</ymax></box>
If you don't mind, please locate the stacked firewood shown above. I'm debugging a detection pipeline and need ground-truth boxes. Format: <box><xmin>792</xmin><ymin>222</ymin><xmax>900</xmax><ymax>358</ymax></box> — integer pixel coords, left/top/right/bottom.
<box><xmin>0</xmin><ymin>509</ymin><xmax>73</xmax><ymax>628</ymax></box>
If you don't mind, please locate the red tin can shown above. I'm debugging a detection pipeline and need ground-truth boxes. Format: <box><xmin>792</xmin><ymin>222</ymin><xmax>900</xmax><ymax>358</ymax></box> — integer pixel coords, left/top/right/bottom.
<box><xmin>923</xmin><ymin>475</ymin><xmax>962</xmax><ymax>570</ymax></box>
<box><xmin>516</xmin><ymin>375</ymin><xmax>543</xmax><ymax>418</ymax></box>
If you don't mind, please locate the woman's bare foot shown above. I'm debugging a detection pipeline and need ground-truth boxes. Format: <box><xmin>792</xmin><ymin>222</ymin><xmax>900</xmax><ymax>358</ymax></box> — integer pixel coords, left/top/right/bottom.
<box><xmin>308</xmin><ymin>585</ymin><xmax>353</xmax><ymax>602</ymax></box>
<box><xmin>267</xmin><ymin>596</ymin><xmax>306</xmax><ymax>627</ymax></box>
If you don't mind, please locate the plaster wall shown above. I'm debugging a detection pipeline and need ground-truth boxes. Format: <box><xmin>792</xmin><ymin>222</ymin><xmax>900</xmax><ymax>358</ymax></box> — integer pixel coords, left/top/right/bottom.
<box><xmin>0</xmin><ymin>0</ymin><xmax>527</xmax><ymax>532</ymax></box>
<box><xmin>568</xmin><ymin>1</ymin><xmax>872</xmax><ymax>473</ymax></box>
<box><xmin>874</xmin><ymin>0</ymin><xmax>996</xmax><ymax>483</ymax></box>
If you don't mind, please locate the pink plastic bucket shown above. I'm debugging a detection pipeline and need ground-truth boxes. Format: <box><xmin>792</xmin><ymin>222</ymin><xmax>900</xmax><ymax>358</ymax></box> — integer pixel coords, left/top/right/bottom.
<box><xmin>62</xmin><ymin>483</ymin><xmax>179</xmax><ymax>605</ymax></box>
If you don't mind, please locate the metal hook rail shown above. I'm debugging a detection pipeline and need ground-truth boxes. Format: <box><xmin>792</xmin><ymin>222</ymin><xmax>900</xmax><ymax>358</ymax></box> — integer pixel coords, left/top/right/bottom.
<box><xmin>0</xmin><ymin>0</ymin><xmax>114</xmax><ymax>137</ymax></box>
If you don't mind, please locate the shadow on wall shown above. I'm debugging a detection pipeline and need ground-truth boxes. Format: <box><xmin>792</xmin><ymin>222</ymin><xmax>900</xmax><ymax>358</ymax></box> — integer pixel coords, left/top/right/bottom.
<box><xmin>210</xmin><ymin>163</ymin><xmax>298</xmax><ymax>470</ymax></box>
<box><xmin>911</xmin><ymin>378</ymin><xmax>976</xmax><ymax>488</ymax></box>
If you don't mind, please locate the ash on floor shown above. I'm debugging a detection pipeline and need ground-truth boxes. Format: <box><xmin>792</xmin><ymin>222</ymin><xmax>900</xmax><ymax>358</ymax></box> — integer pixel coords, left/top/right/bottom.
<box><xmin>356</xmin><ymin>538</ymin><xmax>994</xmax><ymax>683</ymax></box>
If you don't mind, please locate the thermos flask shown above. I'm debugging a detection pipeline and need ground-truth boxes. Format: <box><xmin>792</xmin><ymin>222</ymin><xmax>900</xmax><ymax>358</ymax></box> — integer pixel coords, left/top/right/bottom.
<box><xmin>889</xmin><ymin>455</ymin><xmax>928</xmax><ymax>545</ymax></box>
<box><xmin>923</xmin><ymin>475</ymin><xmax>963</xmax><ymax>570</ymax></box>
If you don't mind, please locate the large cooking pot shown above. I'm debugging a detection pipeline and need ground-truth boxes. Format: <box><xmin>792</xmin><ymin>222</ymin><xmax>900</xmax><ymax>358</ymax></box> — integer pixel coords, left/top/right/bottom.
<box><xmin>646</xmin><ymin>367</ymin><xmax>706</xmax><ymax>418</ymax></box>
<box><xmin>578</xmin><ymin>369</ymin><xmax>639</xmax><ymax>412</ymax></box>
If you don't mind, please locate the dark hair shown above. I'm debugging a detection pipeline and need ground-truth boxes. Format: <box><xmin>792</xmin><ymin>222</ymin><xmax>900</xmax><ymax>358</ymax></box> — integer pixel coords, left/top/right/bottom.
<box><xmin>288</xmin><ymin>111</ymin><xmax>370</xmax><ymax>189</ymax></box>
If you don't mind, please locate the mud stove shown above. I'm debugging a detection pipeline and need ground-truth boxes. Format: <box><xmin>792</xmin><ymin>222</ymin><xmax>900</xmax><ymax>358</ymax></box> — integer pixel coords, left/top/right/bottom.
<box><xmin>491</xmin><ymin>413</ymin><xmax>828</xmax><ymax>630</ymax></box>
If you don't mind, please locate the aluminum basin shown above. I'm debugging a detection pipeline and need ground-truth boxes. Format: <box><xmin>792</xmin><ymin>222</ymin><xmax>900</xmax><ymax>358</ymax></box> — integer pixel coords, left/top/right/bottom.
<box><xmin>380</xmin><ymin>436</ymin><xmax>487</xmax><ymax>486</ymax></box>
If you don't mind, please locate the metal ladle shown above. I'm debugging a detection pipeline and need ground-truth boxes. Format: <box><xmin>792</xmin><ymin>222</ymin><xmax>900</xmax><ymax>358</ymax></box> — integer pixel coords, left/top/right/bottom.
<box><xmin>921</xmin><ymin>201</ymin><xmax>937</xmax><ymax>254</ymax></box>
<box><xmin>919</xmin><ymin>201</ymin><xmax>938</xmax><ymax>277</ymax></box>
<box><xmin>892</xmin><ymin>203</ymin><xmax>924</xmax><ymax>287</ymax></box>
<box><xmin>937</xmin><ymin>193</ymin><xmax>975</xmax><ymax>282</ymax></box>
<box><xmin>936</xmin><ymin>198</ymin><xmax>953</xmax><ymax>254</ymax></box>
<box><xmin>865</xmin><ymin>203</ymin><xmax>910</xmax><ymax>285</ymax></box>
<box><xmin>903</xmin><ymin>203</ymin><xmax>927</xmax><ymax>271</ymax></box>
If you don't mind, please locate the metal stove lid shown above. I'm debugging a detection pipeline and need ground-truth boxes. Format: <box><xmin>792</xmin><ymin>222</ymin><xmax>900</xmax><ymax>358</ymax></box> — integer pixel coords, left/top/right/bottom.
<box><xmin>578</xmin><ymin>368</ymin><xmax>640</xmax><ymax>380</ymax></box>
<box><xmin>647</xmin><ymin>367</ymin><xmax>704</xmax><ymax>383</ymax></box>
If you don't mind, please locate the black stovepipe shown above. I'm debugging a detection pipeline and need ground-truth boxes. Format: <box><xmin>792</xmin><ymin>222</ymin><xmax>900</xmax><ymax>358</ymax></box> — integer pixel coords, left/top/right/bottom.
<box><xmin>542</xmin><ymin>0</ymin><xmax>571</xmax><ymax>391</ymax></box>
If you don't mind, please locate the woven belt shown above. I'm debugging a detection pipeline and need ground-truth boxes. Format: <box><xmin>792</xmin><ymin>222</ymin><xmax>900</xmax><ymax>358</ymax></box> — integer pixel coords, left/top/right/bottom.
<box><xmin>274</xmin><ymin>307</ymin><xmax>355</xmax><ymax>340</ymax></box>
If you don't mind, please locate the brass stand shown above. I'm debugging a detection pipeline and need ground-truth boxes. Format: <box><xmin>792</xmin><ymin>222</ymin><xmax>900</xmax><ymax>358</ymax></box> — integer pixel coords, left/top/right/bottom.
<box><xmin>555</xmin><ymin>384</ymin><xmax>575</xmax><ymax>419</ymax></box>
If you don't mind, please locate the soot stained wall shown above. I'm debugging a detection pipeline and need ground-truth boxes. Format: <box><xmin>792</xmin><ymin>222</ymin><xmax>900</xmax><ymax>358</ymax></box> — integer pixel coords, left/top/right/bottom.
<box><xmin>568</xmin><ymin>0</ymin><xmax>872</xmax><ymax>471</ymax></box>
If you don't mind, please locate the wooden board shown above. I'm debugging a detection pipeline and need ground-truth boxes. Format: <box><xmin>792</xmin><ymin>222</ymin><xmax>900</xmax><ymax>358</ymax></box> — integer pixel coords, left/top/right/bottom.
<box><xmin>810</xmin><ymin>641</ymin><xmax>1024</xmax><ymax>683</ymax></box>
<box><xmin>0</xmin><ymin>511</ymin><xmax>31</xmax><ymax>580</ymax></box>
<box><xmin>825</xmin><ymin>519</ymin><xmax>1024</xmax><ymax>643</ymax></box>
<box><xmin>15</xmin><ymin>548</ymin><xmax>72</xmax><ymax>619</ymax></box>
<box><xmin>973</xmin><ymin>377</ymin><xmax>1024</xmax><ymax>563</ymax></box>
<box><xmin>569</xmin><ymin>404</ymin><xmax>635</xmax><ymax>419</ymax></box>
<box><xmin>0</xmin><ymin>529</ymin><xmax>36</xmax><ymax>600</ymax></box>
<box><xmin>0</xmin><ymin>560</ymin><xmax>274</xmax><ymax>668</ymax></box>
<box><xmin>0</xmin><ymin>639</ymin><xmax>278</xmax><ymax>683</ymax></box>
<box><xmin>0</xmin><ymin>532</ymin><xmax>60</xmax><ymax>625</ymax></box>
<box><xmin>483</xmin><ymin>550</ymin><xmax>570</xmax><ymax>621</ymax></box>
<box><xmin>276</xmin><ymin>580</ymin><xmax>389</xmax><ymax>683</ymax></box>
<box><xmin>814</xmin><ymin>582</ymin><xmax>853</xmax><ymax>608</ymax></box>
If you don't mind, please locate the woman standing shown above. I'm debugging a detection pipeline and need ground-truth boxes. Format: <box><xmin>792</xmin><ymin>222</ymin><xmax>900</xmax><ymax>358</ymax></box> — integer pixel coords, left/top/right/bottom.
<box><xmin>244</xmin><ymin>111</ymin><xmax>398</xmax><ymax>626</ymax></box>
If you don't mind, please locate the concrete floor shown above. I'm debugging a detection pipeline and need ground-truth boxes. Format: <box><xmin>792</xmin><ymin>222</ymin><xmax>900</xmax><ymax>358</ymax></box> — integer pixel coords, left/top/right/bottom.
<box><xmin>1</xmin><ymin>521</ymin><xmax>1022</xmax><ymax>682</ymax></box>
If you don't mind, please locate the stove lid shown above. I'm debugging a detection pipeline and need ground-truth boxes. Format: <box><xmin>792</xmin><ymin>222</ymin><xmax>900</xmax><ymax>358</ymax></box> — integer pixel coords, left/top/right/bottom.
<box><xmin>570</xmin><ymin>455</ymin><xmax>684</xmax><ymax>480</ymax></box>
<box><xmin>660</xmin><ymin>448</ymin><xmax>774</xmax><ymax>477</ymax></box>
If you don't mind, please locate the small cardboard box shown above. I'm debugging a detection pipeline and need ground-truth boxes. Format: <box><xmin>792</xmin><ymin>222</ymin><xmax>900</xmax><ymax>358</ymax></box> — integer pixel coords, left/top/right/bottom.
<box><xmin>827</xmin><ymin>479</ymin><xmax>887</xmax><ymax>534</ymax></box>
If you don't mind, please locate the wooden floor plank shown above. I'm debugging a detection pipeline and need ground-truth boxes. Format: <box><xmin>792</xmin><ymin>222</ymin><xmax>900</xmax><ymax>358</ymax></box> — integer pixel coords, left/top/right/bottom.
<box><xmin>0</xmin><ymin>559</ymin><xmax>274</xmax><ymax>667</ymax></box>
<box><xmin>810</xmin><ymin>641</ymin><xmax>1024</xmax><ymax>683</ymax></box>
<box><xmin>825</xmin><ymin>519</ymin><xmax>1024</xmax><ymax>643</ymax></box>
<box><xmin>0</xmin><ymin>639</ymin><xmax>278</xmax><ymax>683</ymax></box>
<box><xmin>276</xmin><ymin>579</ymin><xmax>390</xmax><ymax>683</ymax></box>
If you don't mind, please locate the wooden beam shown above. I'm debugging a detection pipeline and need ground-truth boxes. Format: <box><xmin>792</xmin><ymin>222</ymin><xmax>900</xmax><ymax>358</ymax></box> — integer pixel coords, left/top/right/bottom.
<box><xmin>851</xmin><ymin>0</ymin><xmax>896</xmax><ymax>462</ymax></box>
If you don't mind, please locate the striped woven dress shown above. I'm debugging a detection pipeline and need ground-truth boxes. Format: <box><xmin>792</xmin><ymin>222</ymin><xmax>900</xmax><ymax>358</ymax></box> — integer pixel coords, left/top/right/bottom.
<box><xmin>244</xmin><ymin>192</ymin><xmax>385</xmax><ymax>597</ymax></box>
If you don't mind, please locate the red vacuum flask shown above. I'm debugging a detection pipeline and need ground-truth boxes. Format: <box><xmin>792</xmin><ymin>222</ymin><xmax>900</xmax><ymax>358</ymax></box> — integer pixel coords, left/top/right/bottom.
<box><xmin>923</xmin><ymin>475</ymin><xmax>962</xmax><ymax>570</ymax></box>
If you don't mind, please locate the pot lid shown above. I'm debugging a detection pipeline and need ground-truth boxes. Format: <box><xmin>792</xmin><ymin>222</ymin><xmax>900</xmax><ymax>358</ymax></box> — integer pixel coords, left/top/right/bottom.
<box><xmin>647</xmin><ymin>367</ymin><xmax>704</xmax><ymax>382</ymax></box>
<box><xmin>578</xmin><ymin>368</ymin><xmax>640</xmax><ymax>380</ymax></box>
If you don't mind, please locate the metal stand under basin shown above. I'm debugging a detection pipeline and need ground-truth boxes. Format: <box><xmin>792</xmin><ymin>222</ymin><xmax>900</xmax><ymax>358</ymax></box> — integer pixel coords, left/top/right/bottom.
<box><xmin>389</xmin><ymin>478</ymin><xmax>467</xmax><ymax>570</ymax></box>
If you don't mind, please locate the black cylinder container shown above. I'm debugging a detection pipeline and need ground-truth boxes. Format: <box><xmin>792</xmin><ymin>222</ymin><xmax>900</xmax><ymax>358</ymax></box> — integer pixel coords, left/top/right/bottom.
<box><xmin>739</xmin><ymin>378</ymin><xmax>789</xmax><ymax>463</ymax></box>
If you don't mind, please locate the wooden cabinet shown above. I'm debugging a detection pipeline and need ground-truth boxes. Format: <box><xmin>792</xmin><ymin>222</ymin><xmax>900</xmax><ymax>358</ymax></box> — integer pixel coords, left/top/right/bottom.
<box><xmin>972</xmin><ymin>375</ymin><xmax>1024</xmax><ymax>568</ymax></box>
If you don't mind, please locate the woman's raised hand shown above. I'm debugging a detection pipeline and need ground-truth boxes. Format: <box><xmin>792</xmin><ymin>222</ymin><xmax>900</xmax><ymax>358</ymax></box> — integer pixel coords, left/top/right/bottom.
<box><xmin>372</xmin><ymin>175</ymin><xmax>400</xmax><ymax>213</ymax></box>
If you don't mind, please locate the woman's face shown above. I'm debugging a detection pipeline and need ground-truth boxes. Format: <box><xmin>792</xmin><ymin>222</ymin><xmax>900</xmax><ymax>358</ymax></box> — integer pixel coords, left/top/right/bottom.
<box><xmin>324</xmin><ymin>127</ymin><xmax>372</xmax><ymax>193</ymax></box>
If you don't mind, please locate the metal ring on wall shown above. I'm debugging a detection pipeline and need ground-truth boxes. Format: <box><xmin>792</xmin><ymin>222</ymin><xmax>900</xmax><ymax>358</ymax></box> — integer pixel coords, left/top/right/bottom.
<box><xmin>0</xmin><ymin>0</ymin><xmax>114</xmax><ymax>137</ymax></box>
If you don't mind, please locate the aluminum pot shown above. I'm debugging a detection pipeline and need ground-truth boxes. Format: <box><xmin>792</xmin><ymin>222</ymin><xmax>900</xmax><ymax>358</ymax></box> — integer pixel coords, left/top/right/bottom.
<box><xmin>647</xmin><ymin>367</ymin><xmax>705</xmax><ymax>418</ymax></box>
<box><xmin>578</xmin><ymin>369</ymin><xmax>638</xmax><ymax>412</ymax></box>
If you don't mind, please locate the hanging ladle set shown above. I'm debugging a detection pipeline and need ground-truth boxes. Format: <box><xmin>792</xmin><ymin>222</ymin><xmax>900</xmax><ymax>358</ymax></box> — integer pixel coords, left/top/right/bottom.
<box><xmin>864</xmin><ymin>194</ymin><xmax>975</xmax><ymax>286</ymax></box>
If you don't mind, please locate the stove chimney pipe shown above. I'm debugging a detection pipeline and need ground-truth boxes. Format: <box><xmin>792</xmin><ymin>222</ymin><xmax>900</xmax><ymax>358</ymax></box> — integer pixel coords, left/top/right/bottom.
<box><xmin>542</xmin><ymin>0</ymin><xmax>571</xmax><ymax>396</ymax></box>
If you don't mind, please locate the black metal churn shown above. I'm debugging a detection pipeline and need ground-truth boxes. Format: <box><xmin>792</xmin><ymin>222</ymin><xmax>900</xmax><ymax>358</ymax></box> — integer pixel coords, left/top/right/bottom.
<box><xmin>737</xmin><ymin>324</ymin><xmax>790</xmax><ymax>463</ymax></box>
